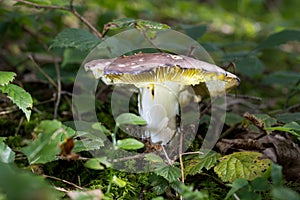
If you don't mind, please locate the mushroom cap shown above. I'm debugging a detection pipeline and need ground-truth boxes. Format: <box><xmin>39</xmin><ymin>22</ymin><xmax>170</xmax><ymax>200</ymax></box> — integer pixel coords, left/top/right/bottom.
<box><xmin>85</xmin><ymin>52</ymin><xmax>240</xmax><ymax>93</ymax></box>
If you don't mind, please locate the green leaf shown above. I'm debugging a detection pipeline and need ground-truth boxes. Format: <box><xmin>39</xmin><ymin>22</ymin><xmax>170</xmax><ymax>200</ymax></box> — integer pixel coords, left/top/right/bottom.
<box><xmin>262</xmin><ymin>71</ymin><xmax>300</xmax><ymax>86</ymax></box>
<box><xmin>250</xmin><ymin>177</ymin><xmax>270</xmax><ymax>192</ymax></box>
<box><xmin>255</xmin><ymin>30</ymin><xmax>300</xmax><ymax>50</ymax></box>
<box><xmin>0</xmin><ymin>84</ymin><xmax>33</xmax><ymax>121</ymax></box>
<box><xmin>72</xmin><ymin>131</ymin><xmax>105</xmax><ymax>152</ymax></box>
<box><xmin>0</xmin><ymin>162</ymin><xmax>58</xmax><ymax>200</ymax></box>
<box><xmin>116</xmin><ymin>113</ymin><xmax>147</xmax><ymax>126</ymax></box>
<box><xmin>180</xmin><ymin>24</ymin><xmax>207</xmax><ymax>40</ymax></box>
<box><xmin>0</xmin><ymin>138</ymin><xmax>15</xmax><ymax>164</ymax></box>
<box><xmin>184</xmin><ymin>150</ymin><xmax>221</xmax><ymax>176</ymax></box>
<box><xmin>0</xmin><ymin>71</ymin><xmax>16</xmax><ymax>86</ymax></box>
<box><xmin>271</xmin><ymin>186</ymin><xmax>300</xmax><ymax>200</ymax></box>
<box><xmin>271</xmin><ymin>163</ymin><xmax>283</xmax><ymax>186</ymax></box>
<box><xmin>135</xmin><ymin>19</ymin><xmax>170</xmax><ymax>30</ymax></box>
<box><xmin>21</xmin><ymin>120</ymin><xmax>75</xmax><ymax>164</ymax></box>
<box><xmin>155</xmin><ymin>165</ymin><xmax>181</xmax><ymax>182</ymax></box>
<box><xmin>225</xmin><ymin>178</ymin><xmax>249</xmax><ymax>200</ymax></box>
<box><xmin>144</xmin><ymin>153</ymin><xmax>164</xmax><ymax>163</ymax></box>
<box><xmin>214</xmin><ymin>151</ymin><xmax>272</xmax><ymax>183</ymax></box>
<box><xmin>116</xmin><ymin>138</ymin><xmax>144</xmax><ymax>150</ymax></box>
<box><xmin>265</xmin><ymin>122</ymin><xmax>300</xmax><ymax>140</ymax></box>
<box><xmin>112</xmin><ymin>175</ymin><xmax>127</xmax><ymax>187</ymax></box>
<box><xmin>84</xmin><ymin>158</ymin><xmax>104</xmax><ymax>170</ymax></box>
<box><xmin>276</xmin><ymin>113</ymin><xmax>300</xmax><ymax>123</ymax></box>
<box><xmin>50</xmin><ymin>28</ymin><xmax>101</xmax><ymax>51</ymax></box>
<box><xmin>67</xmin><ymin>189</ymin><xmax>103</xmax><ymax>200</ymax></box>
<box><xmin>235</xmin><ymin>56</ymin><xmax>264</xmax><ymax>78</ymax></box>
<box><xmin>225</xmin><ymin>113</ymin><xmax>243</xmax><ymax>126</ymax></box>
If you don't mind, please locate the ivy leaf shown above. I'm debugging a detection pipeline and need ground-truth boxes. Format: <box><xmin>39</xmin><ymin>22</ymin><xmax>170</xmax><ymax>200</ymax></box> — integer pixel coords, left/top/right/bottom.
<box><xmin>0</xmin><ymin>84</ymin><xmax>33</xmax><ymax>121</ymax></box>
<box><xmin>0</xmin><ymin>71</ymin><xmax>16</xmax><ymax>86</ymax></box>
<box><xmin>155</xmin><ymin>165</ymin><xmax>181</xmax><ymax>182</ymax></box>
<box><xmin>116</xmin><ymin>138</ymin><xmax>144</xmax><ymax>150</ymax></box>
<box><xmin>214</xmin><ymin>151</ymin><xmax>272</xmax><ymax>183</ymax></box>
<box><xmin>184</xmin><ymin>150</ymin><xmax>221</xmax><ymax>176</ymax></box>
<box><xmin>116</xmin><ymin>113</ymin><xmax>147</xmax><ymax>126</ymax></box>
<box><xmin>50</xmin><ymin>28</ymin><xmax>101</xmax><ymax>51</ymax></box>
<box><xmin>255</xmin><ymin>30</ymin><xmax>300</xmax><ymax>51</ymax></box>
<box><xmin>0</xmin><ymin>138</ymin><xmax>15</xmax><ymax>164</ymax></box>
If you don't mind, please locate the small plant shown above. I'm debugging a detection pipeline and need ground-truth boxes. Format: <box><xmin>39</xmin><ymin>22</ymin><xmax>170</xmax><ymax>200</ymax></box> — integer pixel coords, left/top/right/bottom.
<box><xmin>0</xmin><ymin>71</ymin><xmax>33</xmax><ymax>121</ymax></box>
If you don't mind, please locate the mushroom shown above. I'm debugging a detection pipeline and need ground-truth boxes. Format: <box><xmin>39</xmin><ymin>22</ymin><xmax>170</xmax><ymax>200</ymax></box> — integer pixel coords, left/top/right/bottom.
<box><xmin>85</xmin><ymin>52</ymin><xmax>240</xmax><ymax>144</ymax></box>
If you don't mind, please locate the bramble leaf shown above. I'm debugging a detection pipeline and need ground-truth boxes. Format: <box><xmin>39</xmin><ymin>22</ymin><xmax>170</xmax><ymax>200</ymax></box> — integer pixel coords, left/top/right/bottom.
<box><xmin>214</xmin><ymin>151</ymin><xmax>271</xmax><ymax>182</ymax></box>
<box><xmin>184</xmin><ymin>150</ymin><xmax>221</xmax><ymax>176</ymax></box>
<box><xmin>0</xmin><ymin>71</ymin><xmax>16</xmax><ymax>86</ymax></box>
<box><xmin>0</xmin><ymin>84</ymin><xmax>33</xmax><ymax>121</ymax></box>
<box><xmin>51</xmin><ymin>28</ymin><xmax>101</xmax><ymax>51</ymax></box>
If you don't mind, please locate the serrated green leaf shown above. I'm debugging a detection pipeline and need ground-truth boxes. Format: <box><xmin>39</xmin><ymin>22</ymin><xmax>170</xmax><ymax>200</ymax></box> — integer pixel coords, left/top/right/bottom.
<box><xmin>0</xmin><ymin>138</ymin><xmax>15</xmax><ymax>164</ymax></box>
<box><xmin>116</xmin><ymin>138</ymin><xmax>144</xmax><ymax>150</ymax></box>
<box><xmin>0</xmin><ymin>84</ymin><xmax>33</xmax><ymax>121</ymax></box>
<box><xmin>214</xmin><ymin>152</ymin><xmax>272</xmax><ymax>183</ymax></box>
<box><xmin>235</xmin><ymin>56</ymin><xmax>264</xmax><ymax>78</ymax></box>
<box><xmin>21</xmin><ymin>120</ymin><xmax>75</xmax><ymax>164</ymax></box>
<box><xmin>116</xmin><ymin>113</ymin><xmax>147</xmax><ymax>126</ymax></box>
<box><xmin>155</xmin><ymin>165</ymin><xmax>181</xmax><ymax>182</ymax></box>
<box><xmin>0</xmin><ymin>71</ymin><xmax>16</xmax><ymax>86</ymax></box>
<box><xmin>84</xmin><ymin>158</ymin><xmax>104</xmax><ymax>170</ymax></box>
<box><xmin>255</xmin><ymin>30</ymin><xmax>300</xmax><ymax>50</ymax></box>
<box><xmin>50</xmin><ymin>28</ymin><xmax>101</xmax><ymax>51</ymax></box>
<box><xmin>184</xmin><ymin>151</ymin><xmax>221</xmax><ymax>176</ymax></box>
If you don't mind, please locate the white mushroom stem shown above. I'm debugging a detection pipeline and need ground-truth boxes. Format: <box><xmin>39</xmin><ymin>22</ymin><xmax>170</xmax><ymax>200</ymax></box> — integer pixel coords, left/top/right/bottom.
<box><xmin>138</xmin><ymin>82</ymin><xmax>185</xmax><ymax>144</ymax></box>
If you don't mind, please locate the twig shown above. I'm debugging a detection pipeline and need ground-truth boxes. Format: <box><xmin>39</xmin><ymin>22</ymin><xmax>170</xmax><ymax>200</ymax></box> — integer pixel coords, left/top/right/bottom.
<box><xmin>28</xmin><ymin>54</ymin><xmax>58</xmax><ymax>88</ymax></box>
<box><xmin>53</xmin><ymin>55</ymin><xmax>61</xmax><ymax>119</ymax></box>
<box><xmin>43</xmin><ymin>174</ymin><xmax>84</xmax><ymax>190</ymax></box>
<box><xmin>69</xmin><ymin>0</ymin><xmax>104</xmax><ymax>39</ymax></box>
<box><xmin>179</xmin><ymin>129</ymin><xmax>185</xmax><ymax>183</ymax></box>
<box><xmin>15</xmin><ymin>0</ymin><xmax>104</xmax><ymax>39</ymax></box>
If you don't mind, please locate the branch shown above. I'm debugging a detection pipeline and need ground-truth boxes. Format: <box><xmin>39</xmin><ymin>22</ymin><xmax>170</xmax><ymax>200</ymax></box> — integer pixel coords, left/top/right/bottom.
<box><xmin>14</xmin><ymin>0</ymin><xmax>104</xmax><ymax>39</ymax></box>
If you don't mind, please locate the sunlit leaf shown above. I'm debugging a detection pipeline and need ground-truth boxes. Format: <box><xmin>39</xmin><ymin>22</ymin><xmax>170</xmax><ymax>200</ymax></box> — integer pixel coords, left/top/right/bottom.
<box><xmin>116</xmin><ymin>113</ymin><xmax>147</xmax><ymax>126</ymax></box>
<box><xmin>116</xmin><ymin>138</ymin><xmax>144</xmax><ymax>150</ymax></box>
<box><xmin>0</xmin><ymin>138</ymin><xmax>15</xmax><ymax>164</ymax></box>
<box><xmin>51</xmin><ymin>28</ymin><xmax>101</xmax><ymax>51</ymax></box>
<box><xmin>184</xmin><ymin>150</ymin><xmax>221</xmax><ymax>176</ymax></box>
<box><xmin>0</xmin><ymin>84</ymin><xmax>33</xmax><ymax>121</ymax></box>
<box><xmin>214</xmin><ymin>151</ymin><xmax>272</xmax><ymax>182</ymax></box>
<box><xmin>68</xmin><ymin>189</ymin><xmax>103</xmax><ymax>200</ymax></box>
<box><xmin>155</xmin><ymin>165</ymin><xmax>181</xmax><ymax>182</ymax></box>
<box><xmin>21</xmin><ymin>120</ymin><xmax>75</xmax><ymax>164</ymax></box>
<box><xmin>112</xmin><ymin>175</ymin><xmax>127</xmax><ymax>187</ymax></box>
<box><xmin>84</xmin><ymin>158</ymin><xmax>104</xmax><ymax>170</ymax></box>
<box><xmin>0</xmin><ymin>71</ymin><xmax>16</xmax><ymax>86</ymax></box>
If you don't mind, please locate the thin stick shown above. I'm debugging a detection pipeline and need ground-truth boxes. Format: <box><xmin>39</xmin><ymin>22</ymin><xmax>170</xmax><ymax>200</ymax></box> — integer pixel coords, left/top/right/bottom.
<box><xmin>53</xmin><ymin>55</ymin><xmax>61</xmax><ymax>119</ymax></box>
<box><xmin>15</xmin><ymin>0</ymin><xmax>104</xmax><ymax>39</ymax></box>
<box><xmin>28</xmin><ymin>54</ymin><xmax>58</xmax><ymax>88</ymax></box>
<box><xmin>179</xmin><ymin>129</ymin><xmax>185</xmax><ymax>183</ymax></box>
<box><xmin>69</xmin><ymin>0</ymin><xmax>104</xmax><ymax>39</ymax></box>
<box><xmin>43</xmin><ymin>174</ymin><xmax>84</xmax><ymax>190</ymax></box>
